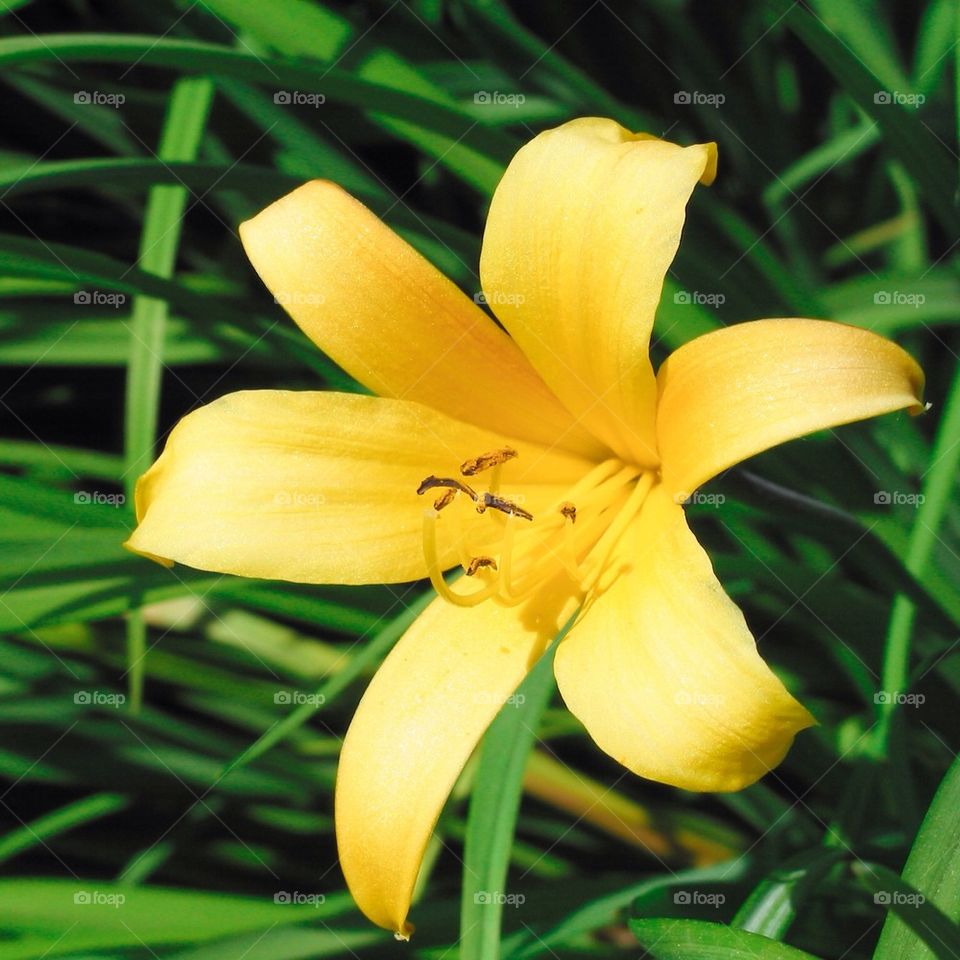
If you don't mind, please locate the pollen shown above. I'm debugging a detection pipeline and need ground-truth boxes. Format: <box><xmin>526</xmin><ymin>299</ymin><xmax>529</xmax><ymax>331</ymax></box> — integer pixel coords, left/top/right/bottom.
<box><xmin>460</xmin><ymin>446</ymin><xmax>518</xmax><ymax>476</ymax></box>
<box><xmin>466</xmin><ymin>556</ymin><xmax>498</xmax><ymax>576</ymax></box>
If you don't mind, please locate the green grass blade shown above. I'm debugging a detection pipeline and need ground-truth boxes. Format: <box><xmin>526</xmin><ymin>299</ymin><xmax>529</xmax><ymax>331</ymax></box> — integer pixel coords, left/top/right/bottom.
<box><xmin>122</xmin><ymin>75</ymin><xmax>214</xmax><ymax>715</ymax></box>
<box><xmin>459</xmin><ymin>639</ymin><xmax>562</xmax><ymax>960</ymax></box>
<box><xmin>629</xmin><ymin>919</ymin><xmax>826</xmax><ymax>959</ymax></box>
<box><xmin>873</xmin><ymin>756</ymin><xmax>960</xmax><ymax>958</ymax></box>
<box><xmin>0</xmin><ymin>792</ymin><xmax>126</xmax><ymax>865</ymax></box>
<box><xmin>875</xmin><ymin>361</ymin><xmax>960</xmax><ymax>751</ymax></box>
<box><xmin>853</xmin><ymin>862</ymin><xmax>960</xmax><ymax>960</ymax></box>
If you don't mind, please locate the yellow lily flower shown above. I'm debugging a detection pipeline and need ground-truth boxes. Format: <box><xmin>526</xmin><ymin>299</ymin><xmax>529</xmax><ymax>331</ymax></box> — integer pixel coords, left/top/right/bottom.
<box><xmin>125</xmin><ymin>117</ymin><xmax>924</xmax><ymax>939</ymax></box>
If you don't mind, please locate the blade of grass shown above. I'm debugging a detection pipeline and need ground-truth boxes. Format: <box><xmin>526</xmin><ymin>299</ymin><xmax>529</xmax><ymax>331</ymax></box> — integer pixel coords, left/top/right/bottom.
<box><xmin>459</xmin><ymin>637</ymin><xmax>563</xmax><ymax>960</ymax></box>
<box><xmin>123</xmin><ymin>75</ymin><xmax>214</xmax><ymax>714</ymax></box>
<box><xmin>874</xmin><ymin>361</ymin><xmax>960</xmax><ymax>754</ymax></box>
<box><xmin>0</xmin><ymin>792</ymin><xmax>126</xmax><ymax>865</ymax></box>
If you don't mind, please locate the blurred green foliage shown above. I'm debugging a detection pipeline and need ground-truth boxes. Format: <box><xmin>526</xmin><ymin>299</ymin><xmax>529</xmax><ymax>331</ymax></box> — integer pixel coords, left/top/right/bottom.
<box><xmin>0</xmin><ymin>1</ymin><xmax>958</xmax><ymax>958</ymax></box>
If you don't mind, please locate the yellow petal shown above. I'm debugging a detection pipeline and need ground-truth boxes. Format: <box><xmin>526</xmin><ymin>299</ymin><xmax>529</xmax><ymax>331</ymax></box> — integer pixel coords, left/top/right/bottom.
<box><xmin>239</xmin><ymin>181</ymin><xmax>601</xmax><ymax>458</ymax></box>
<box><xmin>554</xmin><ymin>485</ymin><xmax>814</xmax><ymax>792</ymax></box>
<box><xmin>335</xmin><ymin>574</ymin><xmax>579</xmax><ymax>936</ymax></box>
<box><xmin>125</xmin><ymin>390</ymin><xmax>589</xmax><ymax>585</ymax></box>
<box><xmin>479</xmin><ymin>117</ymin><xmax>716</xmax><ymax>466</ymax></box>
<box><xmin>657</xmin><ymin>318</ymin><xmax>925</xmax><ymax>497</ymax></box>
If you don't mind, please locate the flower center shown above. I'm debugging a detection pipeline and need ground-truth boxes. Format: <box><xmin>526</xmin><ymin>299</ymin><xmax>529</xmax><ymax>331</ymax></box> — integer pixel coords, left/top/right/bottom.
<box><xmin>416</xmin><ymin>448</ymin><xmax>654</xmax><ymax>608</ymax></box>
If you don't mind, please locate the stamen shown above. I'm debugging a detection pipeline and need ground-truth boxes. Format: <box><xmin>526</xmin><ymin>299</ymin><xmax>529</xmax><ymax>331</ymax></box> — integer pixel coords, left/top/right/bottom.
<box><xmin>460</xmin><ymin>447</ymin><xmax>518</xmax><ymax>476</ymax></box>
<box><xmin>477</xmin><ymin>491</ymin><xmax>534</xmax><ymax>522</ymax></box>
<box><xmin>422</xmin><ymin>509</ymin><xmax>498</xmax><ymax>607</ymax></box>
<box><xmin>466</xmin><ymin>556</ymin><xmax>498</xmax><ymax>576</ymax></box>
<box><xmin>433</xmin><ymin>489</ymin><xmax>456</xmax><ymax>511</ymax></box>
<box><xmin>417</xmin><ymin>475</ymin><xmax>479</xmax><ymax>502</ymax></box>
<box><xmin>559</xmin><ymin>502</ymin><xmax>577</xmax><ymax>523</ymax></box>
<box><xmin>580</xmin><ymin>473</ymin><xmax>655</xmax><ymax>592</ymax></box>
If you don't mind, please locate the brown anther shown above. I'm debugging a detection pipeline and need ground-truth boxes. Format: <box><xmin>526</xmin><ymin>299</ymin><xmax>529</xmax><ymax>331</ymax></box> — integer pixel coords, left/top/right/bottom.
<box><xmin>560</xmin><ymin>502</ymin><xmax>577</xmax><ymax>523</ymax></box>
<box><xmin>466</xmin><ymin>556</ymin><xmax>498</xmax><ymax>576</ymax></box>
<box><xmin>460</xmin><ymin>447</ymin><xmax>518</xmax><ymax>477</ymax></box>
<box><xmin>433</xmin><ymin>489</ymin><xmax>456</xmax><ymax>511</ymax></box>
<box><xmin>478</xmin><ymin>491</ymin><xmax>534</xmax><ymax>522</ymax></box>
<box><xmin>417</xmin><ymin>475</ymin><xmax>479</xmax><ymax>502</ymax></box>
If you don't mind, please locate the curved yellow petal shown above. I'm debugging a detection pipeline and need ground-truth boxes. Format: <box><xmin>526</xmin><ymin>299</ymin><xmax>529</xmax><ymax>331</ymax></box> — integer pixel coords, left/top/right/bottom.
<box><xmin>657</xmin><ymin>318</ymin><xmax>925</xmax><ymax>497</ymax></box>
<box><xmin>239</xmin><ymin>181</ymin><xmax>601</xmax><ymax>458</ymax></box>
<box><xmin>554</xmin><ymin>485</ymin><xmax>814</xmax><ymax>792</ymax></box>
<box><xmin>479</xmin><ymin>117</ymin><xmax>716</xmax><ymax>466</ymax></box>
<box><xmin>335</xmin><ymin>574</ymin><xmax>579</xmax><ymax>936</ymax></box>
<box><xmin>125</xmin><ymin>390</ymin><xmax>590</xmax><ymax>585</ymax></box>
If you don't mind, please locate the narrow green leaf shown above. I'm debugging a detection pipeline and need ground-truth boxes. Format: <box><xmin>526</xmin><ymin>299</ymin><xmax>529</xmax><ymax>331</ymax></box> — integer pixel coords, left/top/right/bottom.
<box><xmin>853</xmin><ymin>862</ymin><xmax>960</xmax><ymax>960</ymax></box>
<box><xmin>629</xmin><ymin>919</ymin><xmax>826</xmax><ymax>959</ymax></box>
<box><xmin>460</xmin><ymin>640</ymin><xmax>562</xmax><ymax>960</ymax></box>
<box><xmin>732</xmin><ymin>849</ymin><xmax>843</xmax><ymax>938</ymax></box>
<box><xmin>0</xmin><ymin>793</ymin><xmax>126</xmax><ymax>865</ymax></box>
<box><xmin>873</xmin><ymin>754</ymin><xmax>960</xmax><ymax>959</ymax></box>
